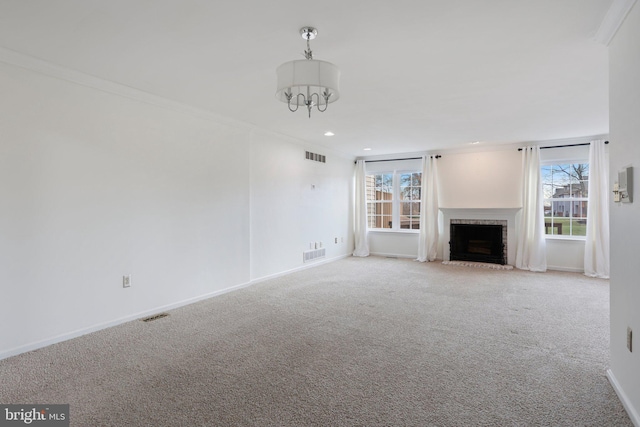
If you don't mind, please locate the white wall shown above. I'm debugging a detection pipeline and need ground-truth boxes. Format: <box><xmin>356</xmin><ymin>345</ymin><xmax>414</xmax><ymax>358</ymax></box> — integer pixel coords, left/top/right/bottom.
<box><xmin>368</xmin><ymin>232</ymin><xmax>419</xmax><ymax>258</ymax></box>
<box><xmin>249</xmin><ymin>132</ymin><xmax>353</xmax><ymax>280</ymax></box>
<box><xmin>0</xmin><ymin>59</ymin><xmax>353</xmax><ymax>359</ymax></box>
<box><xmin>438</xmin><ymin>149</ymin><xmax>522</xmax><ymax>209</ymax></box>
<box><xmin>608</xmin><ymin>2</ymin><xmax>640</xmax><ymax>424</ymax></box>
<box><xmin>545</xmin><ymin>239</ymin><xmax>585</xmax><ymax>272</ymax></box>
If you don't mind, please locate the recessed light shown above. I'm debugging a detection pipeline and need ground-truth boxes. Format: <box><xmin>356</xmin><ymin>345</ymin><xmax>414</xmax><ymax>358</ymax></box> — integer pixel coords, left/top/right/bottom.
<box><xmin>471</xmin><ymin>141</ymin><xmax>481</xmax><ymax>145</ymax></box>
<box><xmin>363</xmin><ymin>148</ymin><xmax>372</xmax><ymax>151</ymax></box>
<box><xmin>324</xmin><ymin>131</ymin><xmax>335</xmax><ymax>136</ymax></box>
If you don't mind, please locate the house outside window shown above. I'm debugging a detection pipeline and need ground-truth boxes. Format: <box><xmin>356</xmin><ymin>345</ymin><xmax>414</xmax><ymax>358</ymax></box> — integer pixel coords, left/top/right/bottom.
<box><xmin>366</xmin><ymin>171</ymin><xmax>421</xmax><ymax>231</ymax></box>
<box><xmin>541</xmin><ymin>163</ymin><xmax>589</xmax><ymax>237</ymax></box>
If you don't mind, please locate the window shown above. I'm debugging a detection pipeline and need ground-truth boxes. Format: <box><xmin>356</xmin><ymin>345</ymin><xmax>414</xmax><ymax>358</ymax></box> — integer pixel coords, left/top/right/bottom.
<box><xmin>366</xmin><ymin>171</ymin><xmax>422</xmax><ymax>230</ymax></box>
<box><xmin>541</xmin><ymin>163</ymin><xmax>588</xmax><ymax>237</ymax></box>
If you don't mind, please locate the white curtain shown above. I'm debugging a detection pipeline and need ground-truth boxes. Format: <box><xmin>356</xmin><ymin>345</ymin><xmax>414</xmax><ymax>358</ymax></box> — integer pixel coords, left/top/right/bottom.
<box><xmin>353</xmin><ymin>160</ymin><xmax>370</xmax><ymax>257</ymax></box>
<box><xmin>584</xmin><ymin>140</ymin><xmax>610</xmax><ymax>278</ymax></box>
<box><xmin>417</xmin><ymin>156</ymin><xmax>439</xmax><ymax>262</ymax></box>
<box><xmin>515</xmin><ymin>146</ymin><xmax>547</xmax><ymax>271</ymax></box>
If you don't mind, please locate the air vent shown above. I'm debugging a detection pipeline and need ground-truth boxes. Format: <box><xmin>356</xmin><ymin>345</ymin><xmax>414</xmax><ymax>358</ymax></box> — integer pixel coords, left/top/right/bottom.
<box><xmin>141</xmin><ymin>313</ymin><xmax>169</xmax><ymax>322</ymax></box>
<box><xmin>303</xmin><ymin>248</ymin><xmax>326</xmax><ymax>262</ymax></box>
<box><xmin>305</xmin><ymin>151</ymin><xmax>326</xmax><ymax>163</ymax></box>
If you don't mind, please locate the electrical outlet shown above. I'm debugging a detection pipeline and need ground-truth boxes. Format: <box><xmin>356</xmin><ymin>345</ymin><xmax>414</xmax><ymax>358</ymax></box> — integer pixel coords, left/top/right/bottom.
<box><xmin>628</xmin><ymin>327</ymin><xmax>633</xmax><ymax>352</ymax></box>
<box><xmin>123</xmin><ymin>275</ymin><xmax>132</xmax><ymax>288</ymax></box>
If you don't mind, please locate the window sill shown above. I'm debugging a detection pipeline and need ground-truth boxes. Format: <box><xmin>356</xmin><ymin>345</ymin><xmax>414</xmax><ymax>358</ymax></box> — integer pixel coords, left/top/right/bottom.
<box><xmin>544</xmin><ymin>235</ymin><xmax>586</xmax><ymax>242</ymax></box>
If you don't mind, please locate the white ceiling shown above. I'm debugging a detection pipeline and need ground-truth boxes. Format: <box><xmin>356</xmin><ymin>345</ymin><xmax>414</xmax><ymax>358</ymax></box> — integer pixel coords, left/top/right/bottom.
<box><xmin>0</xmin><ymin>0</ymin><xmax>613</xmax><ymax>157</ymax></box>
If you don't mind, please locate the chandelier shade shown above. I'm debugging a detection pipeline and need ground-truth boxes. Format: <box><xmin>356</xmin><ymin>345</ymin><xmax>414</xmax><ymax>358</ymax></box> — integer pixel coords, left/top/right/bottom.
<box><xmin>275</xmin><ymin>27</ymin><xmax>340</xmax><ymax>117</ymax></box>
<box><xmin>276</xmin><ymin>59</ymin><xmax>341</xmax><ymax>107</ymax></box>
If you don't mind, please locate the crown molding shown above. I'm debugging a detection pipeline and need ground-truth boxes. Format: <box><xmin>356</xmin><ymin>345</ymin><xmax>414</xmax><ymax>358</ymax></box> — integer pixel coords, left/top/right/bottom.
<box><xmin>0</xmin><ymin>45</ymin><xmax>354</xmax><ymax>159</ymax></box>
<box><xmin>0</xmin><ymin>45</ymin><xmax>271</xmax><ymax>133</ymax></box>
<box><xmin>593</xmin><ymin>0</ymin><xmax>637</xmax><ymax>45</ymax></box>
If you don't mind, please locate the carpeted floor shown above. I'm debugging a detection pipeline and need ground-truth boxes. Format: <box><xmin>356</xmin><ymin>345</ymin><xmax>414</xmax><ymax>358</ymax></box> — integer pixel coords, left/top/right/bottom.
<box><xmin>0</xmin><ymin>256</ymin><xmax>632</xmax><ymax>426</ymax></box>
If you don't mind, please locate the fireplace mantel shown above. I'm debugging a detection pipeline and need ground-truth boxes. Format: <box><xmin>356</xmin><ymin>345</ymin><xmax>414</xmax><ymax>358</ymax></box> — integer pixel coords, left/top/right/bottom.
<box><xmin>439</xmin><ymin>208</ymin><xmax>521</xmax><ymax>265</ymax></box>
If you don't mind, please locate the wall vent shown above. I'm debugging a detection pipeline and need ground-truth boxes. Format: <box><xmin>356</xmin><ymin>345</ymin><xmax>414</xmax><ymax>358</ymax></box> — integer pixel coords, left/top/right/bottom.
<box><xmin>141</xmin><ymin>313</ymin><xmax>169</xmax><ymax>322</ymax></box>
<box><xmin>303</xmin><ymin>248</ymin><xmax>326</xmax><ymax>262</ymax></box>
<box><xmin>305</xmin><ymin>151</ymin><xmax>326</xmax><ymax>163</ymax></box>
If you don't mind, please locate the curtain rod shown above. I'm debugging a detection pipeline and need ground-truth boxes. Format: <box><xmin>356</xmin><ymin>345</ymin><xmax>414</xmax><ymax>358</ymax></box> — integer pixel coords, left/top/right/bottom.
<box><xmin>355</xmin><ymin>155</ymin><xmax>441</xmax><ymax>164</ymax></box>
<box><xmin>517</xmin><ymin>141</ymin><xmax>609</xmax><ymax>151</ymax></box>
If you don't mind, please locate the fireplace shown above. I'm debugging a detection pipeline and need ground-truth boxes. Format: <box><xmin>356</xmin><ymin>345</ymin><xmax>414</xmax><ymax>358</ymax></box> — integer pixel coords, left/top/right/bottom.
<box><xmin>450</xmin><ymin>219</ymin><xmax>507</xmax><ymax>265</ymax></box>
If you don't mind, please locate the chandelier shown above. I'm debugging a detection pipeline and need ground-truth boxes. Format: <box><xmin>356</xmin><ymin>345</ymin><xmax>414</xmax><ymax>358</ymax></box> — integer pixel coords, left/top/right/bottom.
<box><xmin>276</xmin><ymin>27</ymin><xmax>341</xmax><ymax>118</ymax></box>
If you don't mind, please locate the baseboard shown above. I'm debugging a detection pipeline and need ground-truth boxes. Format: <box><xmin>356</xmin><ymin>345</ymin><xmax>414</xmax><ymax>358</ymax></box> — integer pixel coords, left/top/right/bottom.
<box><xmin>0</xmin><ymin>254</ymin><xmax>349</xmax><ymax>361</ymax></box>
<box><xmin>249</xmin><ymin>254</ymin><xmax>349</xmax><ymax>285</ymax></box>
<box><xmin>369</xmin><ymin>252</ymin><xmax>417</xmax><ymax>259</ymax></box>
<box><xmin>546</xmin><ymin>265</ymin><xmax>584</xmax><ymax>273</ymax></box>
<box><xmin>607</xmin><ymin>368</ymin><xmax>640</xmax><ymax>426</ymax></box>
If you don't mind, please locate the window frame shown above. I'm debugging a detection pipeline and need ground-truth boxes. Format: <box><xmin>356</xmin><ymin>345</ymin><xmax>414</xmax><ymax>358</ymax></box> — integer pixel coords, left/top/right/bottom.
<box><xmin>541</xmin><ymin>161</ymin><xmax>589</xmax><ymax>240</ymax></box>
<box><xmin>365</xmin><ymin>169</ymin><xmax>422</xmax><ymax>233</ymax></box>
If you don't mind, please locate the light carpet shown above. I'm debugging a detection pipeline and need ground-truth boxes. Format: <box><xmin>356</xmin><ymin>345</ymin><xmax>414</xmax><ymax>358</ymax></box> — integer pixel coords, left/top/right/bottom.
<box><xmin>0</xmin><ymin>256</ymin><xmax>631</xmax><ymax>426</ymax></box>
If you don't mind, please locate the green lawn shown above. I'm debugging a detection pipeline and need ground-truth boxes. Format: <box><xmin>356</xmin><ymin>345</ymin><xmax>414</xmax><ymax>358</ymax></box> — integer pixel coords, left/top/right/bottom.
<box><xmin>544</xmin><ymin>217</ymin><xmax>586</xmax><ymax>236</ymax></box>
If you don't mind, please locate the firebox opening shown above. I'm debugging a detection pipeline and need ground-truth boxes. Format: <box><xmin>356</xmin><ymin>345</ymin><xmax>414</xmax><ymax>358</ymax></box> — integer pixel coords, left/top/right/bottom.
<box><xmin>450</xmin><ymin>223</ymin><xmax>506</xmax><ymax>265</ymax></box>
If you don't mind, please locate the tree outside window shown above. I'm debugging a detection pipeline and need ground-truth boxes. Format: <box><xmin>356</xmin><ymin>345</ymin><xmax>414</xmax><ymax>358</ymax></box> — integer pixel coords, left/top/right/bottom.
<box><xmin>399</xmin><ymin>172</ymin><xmax>421</xmax><ymax>229</ymax></box>
<box><xmin>366</xmin><ymin>173</ymin><xmax>393</xmax><ymax>229</ymax></box>
<box><xmin>541</xmin><ymin>163</ymin><xmax>588</xmax><ymax>237</ymax></box>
